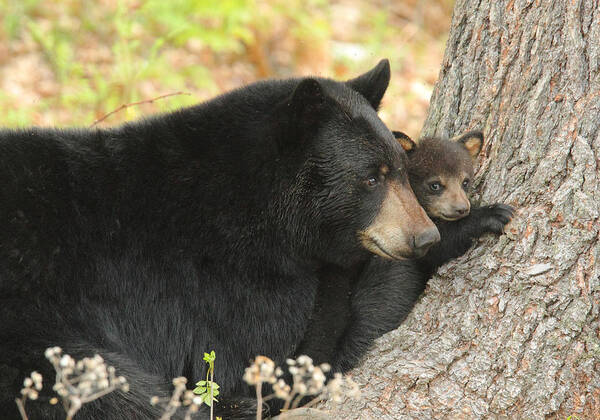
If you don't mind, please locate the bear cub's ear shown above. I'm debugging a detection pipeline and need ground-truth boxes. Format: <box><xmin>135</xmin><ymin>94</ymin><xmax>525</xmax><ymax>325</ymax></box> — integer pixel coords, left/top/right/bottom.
<box><xmin>392</xmin><ymin>131</ymin><xmax>416</xmax><ymax>153</ymax></box>
<box><xmin>346</xmin><ymin>59</ymin><xmax>391</xmax><ymax>110</ymax></box>
<box><xmin>452</xmin><ymin>131</ymin><xmax>483</xmax><ymax>160</ymax></box>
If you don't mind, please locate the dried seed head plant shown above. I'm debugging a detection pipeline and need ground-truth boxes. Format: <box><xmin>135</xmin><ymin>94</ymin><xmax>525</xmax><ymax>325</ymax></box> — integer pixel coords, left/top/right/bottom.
<box><xmin>243</xmin><ymin>355</ymin><xmax>360</xmax><ymax>420</ymax></box>
<box><xmin>16</xmin><ymin>347</ymin><xmax>129</xmax><ymax>420</ymax></box>
<box><xmin>15</xmin><ymin>371</ymin><xmax>43</xmax><ymax>419</ymax></box>
<box><xmin>151</xmin><ymin>377</ymin><xmax>206</xmax><ymax>420</ymax></box>
<box><xmin>45</xmin><ymin>347</ymin><xmax>129</xmax><ymax>420</ymax></box>
<box><xmin>16</xmin><ymin>348</ymin><xmax>357</xmax><ymax>420</ymax></box>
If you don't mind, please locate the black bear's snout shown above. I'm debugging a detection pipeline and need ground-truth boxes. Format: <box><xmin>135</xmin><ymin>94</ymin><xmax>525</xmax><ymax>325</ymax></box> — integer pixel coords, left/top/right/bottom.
<box><xmin>457</xmin><ymin>206</ymin><xmax>469</xmax><ymax>215</ymax></box>
<box><xmin>412</xmin><ymin>227</ymin><xmax>440</xmax><ymax>257</ymax></box>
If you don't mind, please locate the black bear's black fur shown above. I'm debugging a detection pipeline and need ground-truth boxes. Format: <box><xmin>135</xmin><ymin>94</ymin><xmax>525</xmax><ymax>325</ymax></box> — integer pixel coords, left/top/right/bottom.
<box><xmin>299</xmin><ymin>131</ymin><xmax>514</xmax><ymax>372</ymax></box>
<box><xmin>0</xmin><ymin>60</ymin><xmax>441</xmax><ymax>419</ymax></box>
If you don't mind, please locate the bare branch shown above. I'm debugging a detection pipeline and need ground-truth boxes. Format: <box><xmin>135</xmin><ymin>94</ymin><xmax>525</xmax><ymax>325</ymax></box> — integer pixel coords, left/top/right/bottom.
<box><xmin>90</xmin><ymin>92</ymin><xmax>191</xmax><ymax>127</ymax></box>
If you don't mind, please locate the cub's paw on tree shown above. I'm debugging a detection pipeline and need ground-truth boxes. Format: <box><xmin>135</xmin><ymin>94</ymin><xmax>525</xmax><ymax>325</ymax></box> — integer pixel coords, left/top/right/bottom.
<box><xmin>469</xmin><ymin>203</ymin><xmax>515</xmax><ymax>235</ymax></box>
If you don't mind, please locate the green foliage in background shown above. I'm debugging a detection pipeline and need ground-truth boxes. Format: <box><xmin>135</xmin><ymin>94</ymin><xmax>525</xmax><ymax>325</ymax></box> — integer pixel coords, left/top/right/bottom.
<box><xmin>0</xmin><ymin>0</ymin><xmax>453</xmax><ymax>128</ymax></box>
<box><xmin>1</xmin><ymin>0</ymin><xmax>336</xmax><ymax>126</ymax></box>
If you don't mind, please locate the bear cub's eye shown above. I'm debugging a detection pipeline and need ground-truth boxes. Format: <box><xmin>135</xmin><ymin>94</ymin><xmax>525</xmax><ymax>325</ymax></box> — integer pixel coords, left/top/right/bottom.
<box><xmin>365</xmin><ymin>177</ymin><xmax>379</xmax><ymax>187</ymax></box>
<box><xmin>462</xmin><ymin>179</ymin><xmax>470</xmax><ymax>189</ymax></box>
<box><xmin>429</xmin><ymin>182</ymin><xmax>442</xmax><ymax>192</ymax></box>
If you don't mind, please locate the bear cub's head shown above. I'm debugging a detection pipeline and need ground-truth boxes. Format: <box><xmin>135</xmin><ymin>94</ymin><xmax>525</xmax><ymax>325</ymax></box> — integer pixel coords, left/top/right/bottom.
<box><xmin>393</xmin><ymin>131</ymin><xmax>483</xmax><ymax>221</ymax></box>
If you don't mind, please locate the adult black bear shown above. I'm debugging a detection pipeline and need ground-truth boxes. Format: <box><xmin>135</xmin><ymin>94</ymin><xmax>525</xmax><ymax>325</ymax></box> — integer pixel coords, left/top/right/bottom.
<box><xmin>0</xmin><ymin>60</ymin><xmax>439</xmax><ymax>419</ymax></box>
<box><xmin>299</xmin><ymin>131</ymin><xmax>513</xmax><ymax>372</ymax></box>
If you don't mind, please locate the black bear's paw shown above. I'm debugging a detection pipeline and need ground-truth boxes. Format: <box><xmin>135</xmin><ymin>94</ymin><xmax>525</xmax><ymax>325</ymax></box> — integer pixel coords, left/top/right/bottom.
<box><xmin>479</xmin><ymin>204</ymin><xmax>514</xmax><ymax>234</ymax></box>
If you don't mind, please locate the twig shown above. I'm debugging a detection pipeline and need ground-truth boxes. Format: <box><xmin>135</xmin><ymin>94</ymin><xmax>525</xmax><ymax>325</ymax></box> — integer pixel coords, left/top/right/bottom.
<box><xmin>255</xmin><ymin>381</ymin><xmax>262</xmax><ymax>420</ymax></box>
<box><xmin>291</xmin><ymin>393</ymin><xmax>304</xmax><ymax>409</ymax></box>
<box><xmin>80</xmin><ymin>385</ymin><xmax>120</xmax><ymax>404</ymax></box>
<box><xmin>282</xmin><ymin>391</ymin><xmax>296</xmax><ymax>412</ymax></box>
<box><xmin>261</xmin><ymin>394</ymin><xmax>276</xmax><ymax>402</ymax></box>
<box><xmin>302</xmin><ymin>394</ymin><xmax>324</xmax><ymax>408</ymax></box>
<box><xmin>158</xmin><ymin>383</ymin><xmax>184</xmax><ymax>420</ymax></box>
<box><xmin>15</xmin><ymin>398</ymin><xmax>28</xmax><ymax>420</ymax></box>
<box><xmin>209</xmin><ymin>369</ymin><xmax>214</xmax><ymax>420</ymax></box>
<box><xmin>90</xmin><ymin>91</ymin><xmax>191</xmax><ymax>127</ymax></box>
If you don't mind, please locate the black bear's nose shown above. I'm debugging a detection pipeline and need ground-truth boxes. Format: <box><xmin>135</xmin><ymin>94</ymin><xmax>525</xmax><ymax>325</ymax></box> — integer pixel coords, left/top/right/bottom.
<box><xmin>455</xmin><ymin>205</ymin><xmax>469</xmax><ymax>216</ymax></box>
<box><xmin>412</xmin><ymin>227</ymin><xmax>440</xmax><ymax>256</ymax></box>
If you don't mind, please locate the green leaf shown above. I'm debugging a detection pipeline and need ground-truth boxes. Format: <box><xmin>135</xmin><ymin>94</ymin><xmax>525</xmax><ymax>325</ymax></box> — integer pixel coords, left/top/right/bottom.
<box><xmin>202</xmin><ymin>393</ymin><xmax>213</xmax><ymax>406</ymax></box>
<box><xmin>203</xmin><ymin>350</ymin><xmax>216</xmax><ymax>364</ymax></box>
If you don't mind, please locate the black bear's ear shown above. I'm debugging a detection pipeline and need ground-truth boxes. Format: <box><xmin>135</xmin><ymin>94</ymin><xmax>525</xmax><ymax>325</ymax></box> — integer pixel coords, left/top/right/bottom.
<box><xmin>393</xmin><ymin>131</ymin><xmax>416</xmax><ymax>153</ymax></box>
<box><xmin>290</xmin><ymin>78</ymin><xmax>327</xmax><ymax>120</ymax></box>
<box><xmin>453</xmin><ymin>131</ymin><xmax>483</xmax><ymax>160</ymax></box>
<box><xmin>283</xmin><ymin>78</ymin><xmax>330</xmax><ymax>147</ymax></box>
<box><xmin>346</xmin><ymin>59</ymin><xmax>391</xmax><ymax>110</ymax></box>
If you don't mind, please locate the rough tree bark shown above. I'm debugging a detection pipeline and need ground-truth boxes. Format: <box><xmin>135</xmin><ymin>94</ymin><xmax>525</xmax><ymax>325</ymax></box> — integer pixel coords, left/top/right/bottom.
<box><xmin>323</xmin><ymin>1</ymin><xmax>600</xmax><ymax>418</ymax></box>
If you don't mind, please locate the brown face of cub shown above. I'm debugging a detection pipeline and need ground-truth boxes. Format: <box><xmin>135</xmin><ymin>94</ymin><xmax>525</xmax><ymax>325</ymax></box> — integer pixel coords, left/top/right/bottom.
<box><xmin>394</xmin><ymin>130</ymin><xmax>483</xmax><ymax>222</ymax></box>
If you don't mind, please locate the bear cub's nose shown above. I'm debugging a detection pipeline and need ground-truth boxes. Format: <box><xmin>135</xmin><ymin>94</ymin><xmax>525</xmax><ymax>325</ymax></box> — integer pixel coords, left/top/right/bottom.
<box><xmin>412</xmin><ymin>227</ymin><xmax>441</xmax><ymax>257</ymax></box>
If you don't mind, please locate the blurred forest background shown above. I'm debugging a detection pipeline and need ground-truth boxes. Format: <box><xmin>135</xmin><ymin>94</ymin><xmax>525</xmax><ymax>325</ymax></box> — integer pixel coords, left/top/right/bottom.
<box><xmin>0</xmin><ymin>0</ymin><xmax>453</xmax><ymax>138</ymax></box>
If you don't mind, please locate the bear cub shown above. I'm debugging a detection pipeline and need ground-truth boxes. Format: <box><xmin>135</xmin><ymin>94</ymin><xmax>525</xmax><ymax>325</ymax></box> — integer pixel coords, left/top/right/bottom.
<box><xmin>395</xmin><ymin>130</ymin><xmax>514</xmax><ymax>275</ymax></box>
<box><xmin>300</xmin><ymin>130</ymin><xmax>514</xmax><ymax>372</ymax></box>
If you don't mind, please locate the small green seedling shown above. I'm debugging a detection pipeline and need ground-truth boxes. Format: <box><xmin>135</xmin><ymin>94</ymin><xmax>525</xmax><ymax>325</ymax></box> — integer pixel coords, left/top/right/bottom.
<box><xmin>193</xmin><ymin>351</ymin><xmax>220</xmax><ymax>419</ymax></box>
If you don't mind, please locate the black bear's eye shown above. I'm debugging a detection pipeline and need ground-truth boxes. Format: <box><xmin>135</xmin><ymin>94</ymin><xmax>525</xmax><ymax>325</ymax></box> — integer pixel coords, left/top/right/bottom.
<box><xmin>429</xmin><ymin>182</ymin><xmax>441</xmax><ymax>191</ymax></box>
<box><xmin>462</xmin><ymin>179</ymin><xmax>470</xmax><ymax>189</ymax></box>
<box><xmin>366</xmin><ymin>177</ymin><xmax>378</xmax><ymax>187</ymax></box>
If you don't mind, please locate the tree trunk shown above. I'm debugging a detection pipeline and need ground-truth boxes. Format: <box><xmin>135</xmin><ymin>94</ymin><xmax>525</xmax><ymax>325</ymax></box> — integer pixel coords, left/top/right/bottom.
<box><xmin>324</xmin><ymin>1</ymin><xmax>600</xmax><ymax>418</ymax></box>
